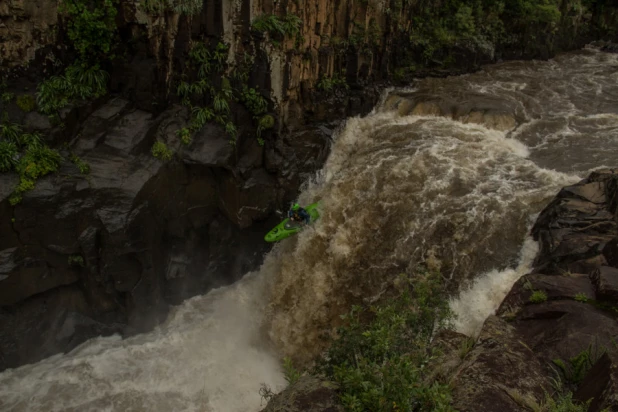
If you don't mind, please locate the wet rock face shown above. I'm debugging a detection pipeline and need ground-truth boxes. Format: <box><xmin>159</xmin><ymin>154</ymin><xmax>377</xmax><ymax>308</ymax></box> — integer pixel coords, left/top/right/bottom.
<box><xmin>260</xmin><ymin>375</ymin><xmax>343</xmax><ymax>412</ymax></box>
<box><xmin>439</xmin><ymin>169</ymin><xmax>618</xmax><ymax>411</ymax></box>
<box><xmin>450</xmin><ymin>316</ymin><xmax>552</xmax><ymax>412</ymax></box>
<box><xmin>0</xmin><ymin>99</ymin><xmax>290</xmax><ymax>371</ymax></box>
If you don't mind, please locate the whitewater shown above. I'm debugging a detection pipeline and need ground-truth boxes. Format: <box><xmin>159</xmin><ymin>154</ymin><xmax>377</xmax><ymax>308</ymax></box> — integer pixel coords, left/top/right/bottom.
<box><xmin>1</xmin><ymin>46</ymin><xmax>617</xmax><ymax>411</ymax></box>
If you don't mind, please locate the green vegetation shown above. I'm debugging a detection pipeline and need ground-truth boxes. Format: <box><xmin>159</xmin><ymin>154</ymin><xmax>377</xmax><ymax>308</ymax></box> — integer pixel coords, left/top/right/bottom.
<box><xmin>16</xmin><ymin>95</ymin><xmax>36</xmax><ymax>112</ymax></box>
<box><xmin>139</xmin><ymin>0</ymin><xmax>203</xmax><ymax>15</ymax></box>
<box><xmin>1</xmin><ymin>92</ymin><xmax>14</xmax><ymax>103</ymax></box>
<box><xmin>317</xmin><ymin>73</ymin><xmax>349</xmax><ymax>94</ymax></box>
<box><xmin>574</xmin><ymin>293</ymin><xmax>589</xmax><ymax>303</ymax></box>
<box><xmin>529</xmin><ymin>290</ymin><xmax>548</xmax><ymax>303</ymax></box>
<box><xmin>177</xmin><ymin>127</ymin><xmax>192</xmax><ymax>145</ymax></box>
<box><xmin>177</xmin><ymin>41</ymin><xmax>273</xmax><ymax>146</ymax></box>
<box><xmin>251</xmin><ymin>14</ymin><xmax>302</xmax><ymax>46</ymax></box>
<box><xmin>317</xmin><ymin>269</ymin><xmax>454</xmax><ymax>412</ymax></box>
<box><xmin>389</xmin><ymin>0</ymin><xmax>576</xmax><ymax>74</ymax></box>
<box><xmin>0</xmin><ymin>120</ymin><xmax>62</xmax><ymax>205</ymax></box>
<box><xmin>459</xmin><ymin>337</ymin><xmax>475</xmax><ymax>359</ymax></box>
<box><xmin>69</xmin><ymin>154</ymin><xmax>90</xmax><ymax>174</ymax></box>
<box><xmin>283</xmin><ymin>357</ymin><xmax>302</xmax><ymax>385</ymax></box>
<box><xmin>151</xmin><ymin>141</ymin><xmax>173</xmax><ymax>161</ymax></box>
<box><xmin>37</xmin><ymin>0</ymin><xmax>117</xmax><ymax>116</ymax></box>
<box><xmin>68</xmin><ymin>255</ymin><xmax>85</xmax><ymax>267</ymax></box>
<box><xmin>552</xmin><ymin>343</ymin><xmax>605</xmax><ymax>386</ymax></box>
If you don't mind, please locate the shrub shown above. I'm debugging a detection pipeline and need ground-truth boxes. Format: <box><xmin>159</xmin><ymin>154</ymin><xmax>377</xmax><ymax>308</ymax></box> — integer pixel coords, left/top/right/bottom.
<box><xmin>177</xmin><ymin>127</ymin><xmax>192</xmax><ymax>145</ymax></box>
<box><xmin>529</xmin><ymin>290</ymin><xmax>548</xmax><ymax>303</ymax></box>
<box><xmin>283</xmin><ymin>357</ymin><xmax>301</xmax><ymax>385</ymax></box>
<box><xmin>61</xmin><ymin>0</ymin><xmax>118</xmax><ymax>61</ymax></box>
<box><xmin>574</xmin><ymin>293</ymin><xmax>588</xmax><ymax>303</ymax></box>
<box><xmin>552</xmin><ymin>343</ymin><xmax>606</xmax><ymax>385</ymax></box>
<box><xmin>240</xmin><ymin>86</ymin><xmax>268</xmax><ymax>116</ymax></box>
<box><xmin>0</xmin><ymin>141</ymin><xmax>18</xmax><ymax>172</ymax></box>
<box><xmin>140</xmin><ymin>0</ymin><xmax>203</xmax><ymax>15</ymax></box>
<box><xmin>68</xmin><ymin>254</ymin><xmax>85</xmax><ymax>267</ymax></box>
<box><xmin>251</xmin><ymin>14</ymin><xmax>302</xmax><ymax>39</ymax></box>
<box><xmin>69</xmin><ymin>154</ymin><xmax>90</xmax><ymax>174</ymax></box>
<box><xmin>317</xmin><ymin>73</ymin><xmax>348</xmax><ymax>93</ymax></box>
<box><xmin>37</xmin><ymin>64</ymin><xmax>109</xmax><ymax>115</ymax></box>
<box><xmin>317</xmin><ymin>269</ymin><xmax>454</xmax><ymax>412</ymax></box>
<box><xmin>0</xmin><ymin>122</ymin><xmax>22</xmax><ymax>143</ymax></box>
<box><xmin>151</xmin><ymin>141</ymin><xmax>173</xmax><ymax>161</ymax></box>
<box><xmin>16</xmin><ymin>94</ymin><xmax>37</xmax><ymax>112</ymax></box>
<box><xmin>1</xmin><ymin>92</ymin><xmax>13</xmax><ymax>103</ymax></box>
<box><xmin>7</xmin><ymin>144</ymin><xmax>63</xmax><ymax>205</ymax></box>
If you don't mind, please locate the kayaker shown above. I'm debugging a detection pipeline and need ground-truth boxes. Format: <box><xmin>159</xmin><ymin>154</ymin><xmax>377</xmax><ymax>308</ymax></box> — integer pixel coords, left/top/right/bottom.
<box><xmin>288</xmin><ymin>203</ymin><xmax>310</xmax><ymax>224</ymax></box>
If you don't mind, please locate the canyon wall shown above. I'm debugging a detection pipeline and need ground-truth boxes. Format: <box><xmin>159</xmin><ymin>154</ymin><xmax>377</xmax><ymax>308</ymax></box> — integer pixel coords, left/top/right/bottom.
<box><xmin>1</xmin><ymin>0</ymin><xmax>617</xmax><ymax>370</ymax></box>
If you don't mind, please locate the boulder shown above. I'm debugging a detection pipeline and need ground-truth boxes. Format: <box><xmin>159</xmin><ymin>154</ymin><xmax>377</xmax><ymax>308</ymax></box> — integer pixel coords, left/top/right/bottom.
<box><xmin>261</xmin><ymin>375</ymin><xmax>343</xmax><ymax>412</ymax></box>
<box><xmin>0</xmin><ymin>101</ymin><xmax>282</xmax><ymax>370</ymax></box>
<box><xmin>590</xmin><ymin>266</ymin><xmax>618</xmax><ymax>302</ymax></box>
<box><xmin>574</xmin><ymin>352</ymin><xmax>618</xmax><ymax>412</ymax></box>
<box><xmin>450</xmin><ymin>316</ymin><xmax>551</xmax><ymax>412</ymax></box>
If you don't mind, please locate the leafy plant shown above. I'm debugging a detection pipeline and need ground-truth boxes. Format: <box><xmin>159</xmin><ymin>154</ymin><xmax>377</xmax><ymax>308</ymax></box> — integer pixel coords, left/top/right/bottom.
<box><xmin>1</xmin><ymin>92</ymin><xmax>13</xmax><ymax>103</ymax></box>
<box><xmin>177</xmin><ymin>127</ymin><xmax>192</xmax><ymax>145</ymax></box>
<box><xmin>16</xmin><ymin>145</ymin><xmax>63</xmax><ymax>180</ymax></box>
<box><xmin>240</xmin><ymin>86</ymin><xmax>268</xmax><ymax>116</ymax></box>
<box><xmin>16</xmin><ymin>94</ymin><xmax>37</xmax><ymax>112</ymax></box>
<box><xmin>0</xmin><ymin>122</ymin><xmax>22</xmax><ymax>143</ymax></box>
<box><xmin>251</xmin><ymin>14</ymin><xmax>302</xmax><ymax>39</ymax></box>
<box><xmin>8</xmin><ymin>144</ymin><xmax>63</xmax><ymax>205</ymax></box>
<box><xmin>0</xmin><ymin>141</ymin><xmax>18</xmax><ymax>172</ymax></box>
<box><xmin>68</xmin><ymin>254</ymin><xmax>85</xmax><ymax>267</ymax></box>
<box><xmin>317</xmin><ymin>269</ymin><xmax>454</xmax><ymax>412</ymax></box>
<box><xmin>317</xmin><ymin>73</ymin><xmax>349</xmax><ymax>93</ymax></box>
<box><xmin>530</xmin><ymin>290</ymin><xmax>548</xmax><ymax>303</ymax></box>
<box><xmin>283</xmin><ymin>357</ymin><xmax>301</xmax><ymax>385</ymax></box>
<box><xmin>574</xmin><ymin>293</ymin><xmax>588</xmax><ymax>303</ymax></box>
<box><xmin>552</xmin><ymin>343</ymin><xmax>606</xmax><ymax>385</ymax></box>
<box><xmin>459</xmin><ymin>337</ymin><xmax>476</xmax><ymax>360</ymax></box>
<box><xmin>37</xmin><ymin>64</ymin><xmax>109</xmax><ymax>115</ymax></box>
<box><xmin>69</xmin><ymin>154</ymin><xmax>90</xmax><ymax>174</ymax></box>
<box><xmin>151</xmin><ymin>141</ymin><xmax>173</xmax><ymax>161</ymax></box>
<box><xmin>61</xmin><ymin>0</ymin><xmax>118</xmax><ymax>62</ymax></box>
<box><xmin>139</xmin><ymin>0</ymin><xmax>203</xmax><ymax>15</ymax></box>
<box><xmin>191</xmin><ymin>106</ymin><xmax>215</xmax><ymax>130</ymax></box>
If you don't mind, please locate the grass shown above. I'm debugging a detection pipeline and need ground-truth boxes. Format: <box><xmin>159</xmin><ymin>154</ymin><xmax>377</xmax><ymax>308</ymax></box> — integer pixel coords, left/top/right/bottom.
<box><xmin>69</xmin><ymin>154</ymin><xmax>90</xmax><ymax>174</ymax></box>
<box><xmin>283</xmin><ymin>357</ymin><xmax>301</xmax><ymax>385</ymax></box>
<box><xmin>529</xmin><ymin>290</ymin><xmax>548</xmax><ymax>303</ymax></box>
<box><xmin>574</xmin><ymin>293</ymin><xmax>588</xmax><ymax>303</ymax></box>
<box><xmin>16</xmin><ymin>95</ymin><xmax>36</xmax><ymax>112</ymax></box>
<box><xmin>316</xmin><ymin>269</ymin><xmax>455</xmax><ymax>412</ymax></box>
<box><xmin>151</xmin><ymin>141</ymin><xmax>173</xmax><ymax>161</ymax></box>
<box><xmin>68</xmin><ymin>255</ymin><xmax>85</xmax><ymax>267</ymax></box>
<box><xmin>552</xmin><ymin>342</ymin><xmax>606</xmax><ymax>386</ymax></box>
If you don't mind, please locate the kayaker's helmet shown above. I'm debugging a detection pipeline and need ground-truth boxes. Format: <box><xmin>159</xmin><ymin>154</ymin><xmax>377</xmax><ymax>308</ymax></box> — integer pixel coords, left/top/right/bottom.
<box><xmin>292</xmin><ymin>203</ymin><xmax>300</xmax><ymax>210</ymax></box>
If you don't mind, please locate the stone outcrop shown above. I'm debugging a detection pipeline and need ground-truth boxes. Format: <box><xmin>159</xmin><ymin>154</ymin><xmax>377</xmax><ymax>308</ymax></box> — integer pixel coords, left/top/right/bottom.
<box><xmin>0</xmin><ymin>97</ymin><xmax>320</xmax><ymax>371</ymax></box>
<box><xmin>450</xmin><ymin>316</ymin><xmax>552</xmax><ymax>411</ymax></box>
<box><xmin>261</xmin><ymin>375</ymin><xmax>343</xmax><ymax>412</ymax></box>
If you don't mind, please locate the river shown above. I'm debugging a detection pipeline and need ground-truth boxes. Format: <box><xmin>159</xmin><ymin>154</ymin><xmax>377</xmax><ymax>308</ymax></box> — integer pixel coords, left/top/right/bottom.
<box><xmin>1</xmin><ymin>46</ymin><xmax>617</xmax><ymax>412</ymax></box>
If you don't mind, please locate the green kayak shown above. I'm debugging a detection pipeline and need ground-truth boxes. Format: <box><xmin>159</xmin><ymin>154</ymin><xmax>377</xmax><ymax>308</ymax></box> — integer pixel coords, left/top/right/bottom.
<box><xmin>264</xmin><ymin>203</ymin><xmax>320</xmax><ymax>242</ymax></box>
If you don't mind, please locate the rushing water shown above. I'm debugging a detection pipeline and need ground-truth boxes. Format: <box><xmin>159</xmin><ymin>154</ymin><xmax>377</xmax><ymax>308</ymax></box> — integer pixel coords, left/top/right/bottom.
<box><xmin>1</xmin><ymin>47</ymin><xmax>617</xmax><ymax>411</ymax></box>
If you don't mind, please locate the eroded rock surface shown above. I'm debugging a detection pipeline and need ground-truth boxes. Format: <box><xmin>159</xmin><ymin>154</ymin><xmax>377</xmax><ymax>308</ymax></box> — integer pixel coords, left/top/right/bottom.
<box><xmin>0</xmin><ymin>98</ymin><xmax>305</xmax><ymax>370</ymax></box>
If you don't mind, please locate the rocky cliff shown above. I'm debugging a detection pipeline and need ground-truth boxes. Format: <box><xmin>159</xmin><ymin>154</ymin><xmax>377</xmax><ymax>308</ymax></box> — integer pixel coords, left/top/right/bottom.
<box><xmin>1</xmin><ymin>0</ymin><xmax>617</xmax><ymax>372</ymax></box>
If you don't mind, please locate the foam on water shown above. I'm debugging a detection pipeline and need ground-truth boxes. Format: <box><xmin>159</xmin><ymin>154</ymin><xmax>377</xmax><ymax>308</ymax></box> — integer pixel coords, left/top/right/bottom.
<box><xmin>0</xmin><ymin>270</ymin><xmax>286</xmax><ymax>412</ymax></box>
<box><xmin>2</xmin><ymin>47</ymin><xmax>618</xmax><ymax>411</ymax></box>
